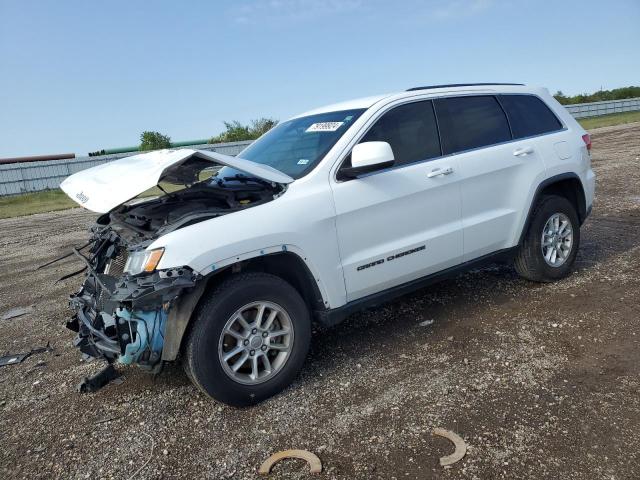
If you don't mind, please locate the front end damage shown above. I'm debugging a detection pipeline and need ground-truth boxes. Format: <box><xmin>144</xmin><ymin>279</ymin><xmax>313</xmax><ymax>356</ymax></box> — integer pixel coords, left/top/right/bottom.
<box><xmin>57</xmin><ymin>149</ymin><xmax>292</xmax><ymax>383</ymax></box>
<box><xmin>67</xmin><ymin>227</ymin><xmax>197</xmax><ymax>371</ymax></box>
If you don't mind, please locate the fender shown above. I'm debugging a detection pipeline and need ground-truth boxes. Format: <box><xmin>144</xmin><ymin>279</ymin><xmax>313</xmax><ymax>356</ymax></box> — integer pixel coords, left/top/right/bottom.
<box><xmin>517</xmin><ymin>172</ymin><xmax>587</xmax><ymax>245</ymax></box>
<box><xmin>196</xmin><ymin>244</ymin><xmax>330</xmax><ymax>307</ymax></box>
<box><xmin>161</xmin><ymin>246</ymin><xmax>329</xmax><ymax>361</ymax></box>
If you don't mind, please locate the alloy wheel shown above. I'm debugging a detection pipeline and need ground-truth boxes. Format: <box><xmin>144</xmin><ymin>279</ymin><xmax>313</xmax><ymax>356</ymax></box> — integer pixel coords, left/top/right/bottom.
<box><xmin>541</xmin><ymin>212</ymin><xmax>573</xmax><ymax>267</ymax></box>
<box><xmin>218</xmin><ymin>301</ymin><xmax>294</xmax><ymax>385</ymax></box>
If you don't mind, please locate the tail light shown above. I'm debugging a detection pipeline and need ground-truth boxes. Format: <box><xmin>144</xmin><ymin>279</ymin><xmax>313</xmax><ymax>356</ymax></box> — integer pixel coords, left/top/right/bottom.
<box><xmin>582</xmin><ymin>133</ymin><xmax>592</xmax><ymax>152</ymax></box>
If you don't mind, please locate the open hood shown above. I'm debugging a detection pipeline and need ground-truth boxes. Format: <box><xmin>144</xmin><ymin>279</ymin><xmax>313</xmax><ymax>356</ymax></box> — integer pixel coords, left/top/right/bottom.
<box><xmin>60</xmin><ymin>149</ymin><xmax>294</xmax><ymax>213</ymax></box>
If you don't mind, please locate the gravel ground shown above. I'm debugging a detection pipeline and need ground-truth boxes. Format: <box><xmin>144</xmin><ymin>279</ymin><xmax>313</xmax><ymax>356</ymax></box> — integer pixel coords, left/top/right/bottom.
<box><xmin>1</xmin><ymin>123</ymin><xmax>639</xmax><ymax>479</ymax></box>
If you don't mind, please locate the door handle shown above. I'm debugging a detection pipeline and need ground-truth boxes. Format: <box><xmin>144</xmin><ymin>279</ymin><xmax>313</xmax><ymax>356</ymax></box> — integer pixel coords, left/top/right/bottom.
<box><xmin>513</xmin><ymin>146</ymin><xmax>534</xmax><ymax>157</ymax></box>
<box><xmin>427</xmin><ymin>166</ymin><xmax>454</xmax><ymax>178</ymax></box>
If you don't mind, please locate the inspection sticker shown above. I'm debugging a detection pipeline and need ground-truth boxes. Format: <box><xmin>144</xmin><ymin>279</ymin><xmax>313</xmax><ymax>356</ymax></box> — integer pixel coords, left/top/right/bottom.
<box><xmin>306</xmin><ymin>122</ymin><xmax>344</xmax><ymax>132</ymax></box>
<box><xmin>297</xmin><ymin>158</ymin><xmax>310</xmax><ymax>165</ymax></box>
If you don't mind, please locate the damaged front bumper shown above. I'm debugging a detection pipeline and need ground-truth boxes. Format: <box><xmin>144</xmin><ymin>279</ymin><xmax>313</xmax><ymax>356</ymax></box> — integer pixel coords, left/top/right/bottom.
<box><xmin>66</xmin><ymin>230</ymin><xmax>199</xmax><ymax>370</ymax></box>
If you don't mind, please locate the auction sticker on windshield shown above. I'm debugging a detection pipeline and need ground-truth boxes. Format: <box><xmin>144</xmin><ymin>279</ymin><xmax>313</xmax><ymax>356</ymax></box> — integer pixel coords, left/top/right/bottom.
<box><xmin>306</xmin><ymin>122</ymin><xmax>344</xmax><ymax>132</ymax></box>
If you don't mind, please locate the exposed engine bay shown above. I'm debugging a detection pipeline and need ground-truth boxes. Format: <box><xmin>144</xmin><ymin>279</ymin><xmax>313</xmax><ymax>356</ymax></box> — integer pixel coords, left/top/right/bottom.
<box><xmin>106</xmin><ymin>173</ymin><xmax>281</xmax><ymax>241</ymax></box>
<box><xmin>62</xmin><ymin>169</ymin><xmax>285</xmax><ymax>376</ymax></box>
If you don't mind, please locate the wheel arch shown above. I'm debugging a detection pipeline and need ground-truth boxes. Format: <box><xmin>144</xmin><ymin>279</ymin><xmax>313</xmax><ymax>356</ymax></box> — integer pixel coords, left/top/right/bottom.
<box><xmin>161</xmin><ymin>250</ymin><xmax>327</xmax><ymax>361</ymax></box>
<box><xmin>518</xmin><ymin>173</ymin><xmax>587</xmax><ymax>245</ymax></box>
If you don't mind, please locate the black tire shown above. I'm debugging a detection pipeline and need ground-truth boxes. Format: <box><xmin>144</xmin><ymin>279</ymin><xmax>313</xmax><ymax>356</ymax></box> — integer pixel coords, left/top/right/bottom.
<box><xmin>183</xmin><ymin>272</ymin><xmax>311</xmax><ymax>407</ymax></box>
<box><xmin>514</xmin><ymin>195</ymin><xmax>580</xmax><ymax>282</ymax></box>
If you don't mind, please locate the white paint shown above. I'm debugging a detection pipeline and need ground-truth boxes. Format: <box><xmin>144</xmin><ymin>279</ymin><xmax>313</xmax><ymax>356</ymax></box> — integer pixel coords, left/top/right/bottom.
<box><xmin>63</xmin><ymin>84</ymin><xmax>596</xmax><ymax>310</ymax></box>
<box><xmin>60</xmin><ymin>149</ymin><xmax>293</xmax><ymax>213</ymax></box>
<box><xmin>351</xmin><ymin>141</ymin><xmax>394</xmax><ymax>168</ymax></box>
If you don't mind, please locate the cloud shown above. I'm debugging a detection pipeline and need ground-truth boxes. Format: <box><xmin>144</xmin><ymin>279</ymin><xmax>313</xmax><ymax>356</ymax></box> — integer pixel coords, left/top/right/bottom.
<box><xmin>229</xmin><ymin>0</ymin><xmax>364</xmax><ymax>24</ymax></box>
<box><xmin>431</xmin><ymin>0</ymin><xmax>495</xmax><ymax>20</ymax></box>
<box><xmin>228</xmin><ymin>0</ymin><xmax>496</xmax><ymax>26</ymax></box>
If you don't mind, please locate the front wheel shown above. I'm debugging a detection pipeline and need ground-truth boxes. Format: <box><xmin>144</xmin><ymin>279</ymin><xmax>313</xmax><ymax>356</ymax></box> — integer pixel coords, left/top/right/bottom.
<box><xmin>514</xmin><ymin>195</ymin><xmax>581</xmax><ymax>282</ymax></box>
<box><xmin>183</xmin><ymin>273</ymin><xmax>311</xmax><ymax>406</ymax></box>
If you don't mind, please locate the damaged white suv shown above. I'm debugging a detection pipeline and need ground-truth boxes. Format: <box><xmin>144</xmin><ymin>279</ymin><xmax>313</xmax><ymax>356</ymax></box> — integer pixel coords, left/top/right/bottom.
<box><xmin>61</xmin><ymin>83</ymin><xmax>595</xmax><ymax>406</ymax></box>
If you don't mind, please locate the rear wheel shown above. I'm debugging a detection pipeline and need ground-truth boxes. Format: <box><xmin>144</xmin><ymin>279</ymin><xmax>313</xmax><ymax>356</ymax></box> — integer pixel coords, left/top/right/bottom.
<box><xmin>183</xmin><ymin>272</ymin><xmax>311</xmax><ymax>406</ymax></box>
<box><xmin>514</xmin><ymin>195</ymin><xmax>580</xmax><ymax>282</ymax></box>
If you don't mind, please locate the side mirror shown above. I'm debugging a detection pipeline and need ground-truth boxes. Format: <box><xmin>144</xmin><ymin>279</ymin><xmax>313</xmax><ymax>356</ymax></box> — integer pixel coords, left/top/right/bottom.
<box><xmin>338</xmin><ymin>141</ymin><xmax>395</xmax><ymax>179</ymax></box>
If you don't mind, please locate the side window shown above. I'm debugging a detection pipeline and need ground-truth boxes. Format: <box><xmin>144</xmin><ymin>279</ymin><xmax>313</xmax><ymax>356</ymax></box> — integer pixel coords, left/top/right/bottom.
<box><xmin>434</xmin><ymin>95</ymin><xmax>511</xmax><ymax>155</ymax></box>
<box><xmin>499</xmin><ymin>94</ymin><xmax>563</xmax><ymax>138</ymax></box>
<box><xmin>360</xmin><ymin>100</ymin><xmax>441</xmax><ymax>165</ymax></box>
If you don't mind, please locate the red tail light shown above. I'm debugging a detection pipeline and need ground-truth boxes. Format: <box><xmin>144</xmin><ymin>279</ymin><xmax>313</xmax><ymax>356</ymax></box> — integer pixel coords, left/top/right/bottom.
<box><xmin>582</xmin><ymin>133</ymin><xmax>592</xmax><ymax>152</ymax></box>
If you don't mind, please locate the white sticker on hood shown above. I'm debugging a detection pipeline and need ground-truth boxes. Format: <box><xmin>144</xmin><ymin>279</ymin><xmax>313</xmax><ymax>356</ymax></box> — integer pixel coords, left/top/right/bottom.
<box><xmin>306</xmin><ymin>122</ymin><xmax>344</xmax><ymax>132</ymax></box>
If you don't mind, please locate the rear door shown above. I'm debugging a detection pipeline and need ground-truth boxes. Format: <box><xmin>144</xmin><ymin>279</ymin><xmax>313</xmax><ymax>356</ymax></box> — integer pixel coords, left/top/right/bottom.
<box><xmin>434</xmin><ymin>95</ymin><xmax>548</xmax><ymax>261</ymax></box>
<box><xmin>330</xmin><ymin>100</ymin><xmax>463</xmax><ymax>301</ymax></box>
<box><xmin>498</xmin><ymin>93</ymin><xmax>569</xmax><ymax>171</ymax></box>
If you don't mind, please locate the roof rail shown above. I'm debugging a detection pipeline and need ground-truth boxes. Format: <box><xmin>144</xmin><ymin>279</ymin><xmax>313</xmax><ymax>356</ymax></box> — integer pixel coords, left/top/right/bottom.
<box><xmin>406</xmin><ymin>83</ymin><xmax>524</xmax><ymax>92</ymax></box>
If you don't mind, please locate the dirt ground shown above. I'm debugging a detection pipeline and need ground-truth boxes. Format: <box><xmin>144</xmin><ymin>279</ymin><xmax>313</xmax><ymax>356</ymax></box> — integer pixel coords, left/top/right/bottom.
<box><xmin>1</xmin><ymin>123</ymin><xmax>639</xmax><ymax>480</ymax></box>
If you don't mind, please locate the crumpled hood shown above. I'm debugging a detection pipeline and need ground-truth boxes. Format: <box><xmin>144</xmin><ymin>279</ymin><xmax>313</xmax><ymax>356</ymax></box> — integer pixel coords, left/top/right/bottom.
<box><xmin>60</xmin><ymin>149</ymin><xmax>294</xmax><ymax>213</ymax></box>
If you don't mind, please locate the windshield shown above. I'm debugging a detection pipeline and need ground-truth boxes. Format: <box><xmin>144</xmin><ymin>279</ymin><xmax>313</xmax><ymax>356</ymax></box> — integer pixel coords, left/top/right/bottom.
<box><xmin>217</xmin><ymin>108</ymin><xmax>365</xmax><ymax>180</ymax></box>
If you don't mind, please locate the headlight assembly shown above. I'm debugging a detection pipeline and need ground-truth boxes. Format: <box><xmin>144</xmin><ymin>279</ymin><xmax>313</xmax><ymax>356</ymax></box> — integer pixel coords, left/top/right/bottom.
<box><xmin>124</xmin><ymin>248</ymin><xmax>164</xmax><ymax>275</ymax></box>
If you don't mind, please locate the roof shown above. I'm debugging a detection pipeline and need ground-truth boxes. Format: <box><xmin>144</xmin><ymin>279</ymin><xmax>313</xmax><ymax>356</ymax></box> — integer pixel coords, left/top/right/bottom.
<box><xmin>292</xmin><ymin>83</ymin><xmax>536</xmax><ymax>119</ymax></box>
<box><xmin>292</xmin><ymin>93</ymin><xmax>393</xmax><ymax>119</ymax></box>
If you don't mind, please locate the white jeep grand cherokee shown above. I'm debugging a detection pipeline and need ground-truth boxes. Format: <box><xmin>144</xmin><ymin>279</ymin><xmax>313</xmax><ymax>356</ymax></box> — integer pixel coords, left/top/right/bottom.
<box><xmin>61</xmin><ymin>83</ymin><xmax>595</xmax><ymax>406</ymax></box>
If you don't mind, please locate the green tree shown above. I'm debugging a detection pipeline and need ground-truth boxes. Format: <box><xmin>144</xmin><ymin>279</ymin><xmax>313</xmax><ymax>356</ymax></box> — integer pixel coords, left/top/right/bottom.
<box><xmin>249</xmin><ymin>117</ymin><xmax>278</xmax><ymax>137</ymax></box>
<box><xmin>208</xmin><ymin>117</ymin><xmax>278</xmax><ymax>144</ymax></box>
<box><xmin>139</xmin><ymin>131</ymin><xmax>171</xmax><ymax>151</ymax></box>
<box><xmin>553</xmin><ymin>90</ymin><xmax>568</xmax><ymax>104</ymax></box>
<box><xmin>553</xmin><ymin>86</ymin><xmax>640</xmax><ymax>105</ymax></box>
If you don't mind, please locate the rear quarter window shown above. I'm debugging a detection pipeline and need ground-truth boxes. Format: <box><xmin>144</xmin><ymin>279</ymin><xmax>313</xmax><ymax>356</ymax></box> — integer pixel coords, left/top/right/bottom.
<box><xmin>498</xmin><ymin>94</ymin><xmax>563</xmax><ymax>138</ymax></box>
<box><xmin>434</xmin><ymin>95</ymin><xmax>511</xmax><ymax>155</ymax></box>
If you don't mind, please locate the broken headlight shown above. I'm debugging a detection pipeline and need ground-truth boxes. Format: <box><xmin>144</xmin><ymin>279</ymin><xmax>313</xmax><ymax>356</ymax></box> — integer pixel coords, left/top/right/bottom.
<box><xmin>124</xmin><ymin>248</ymin><xmax>164</xmax><ymax>275</ymax></box>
